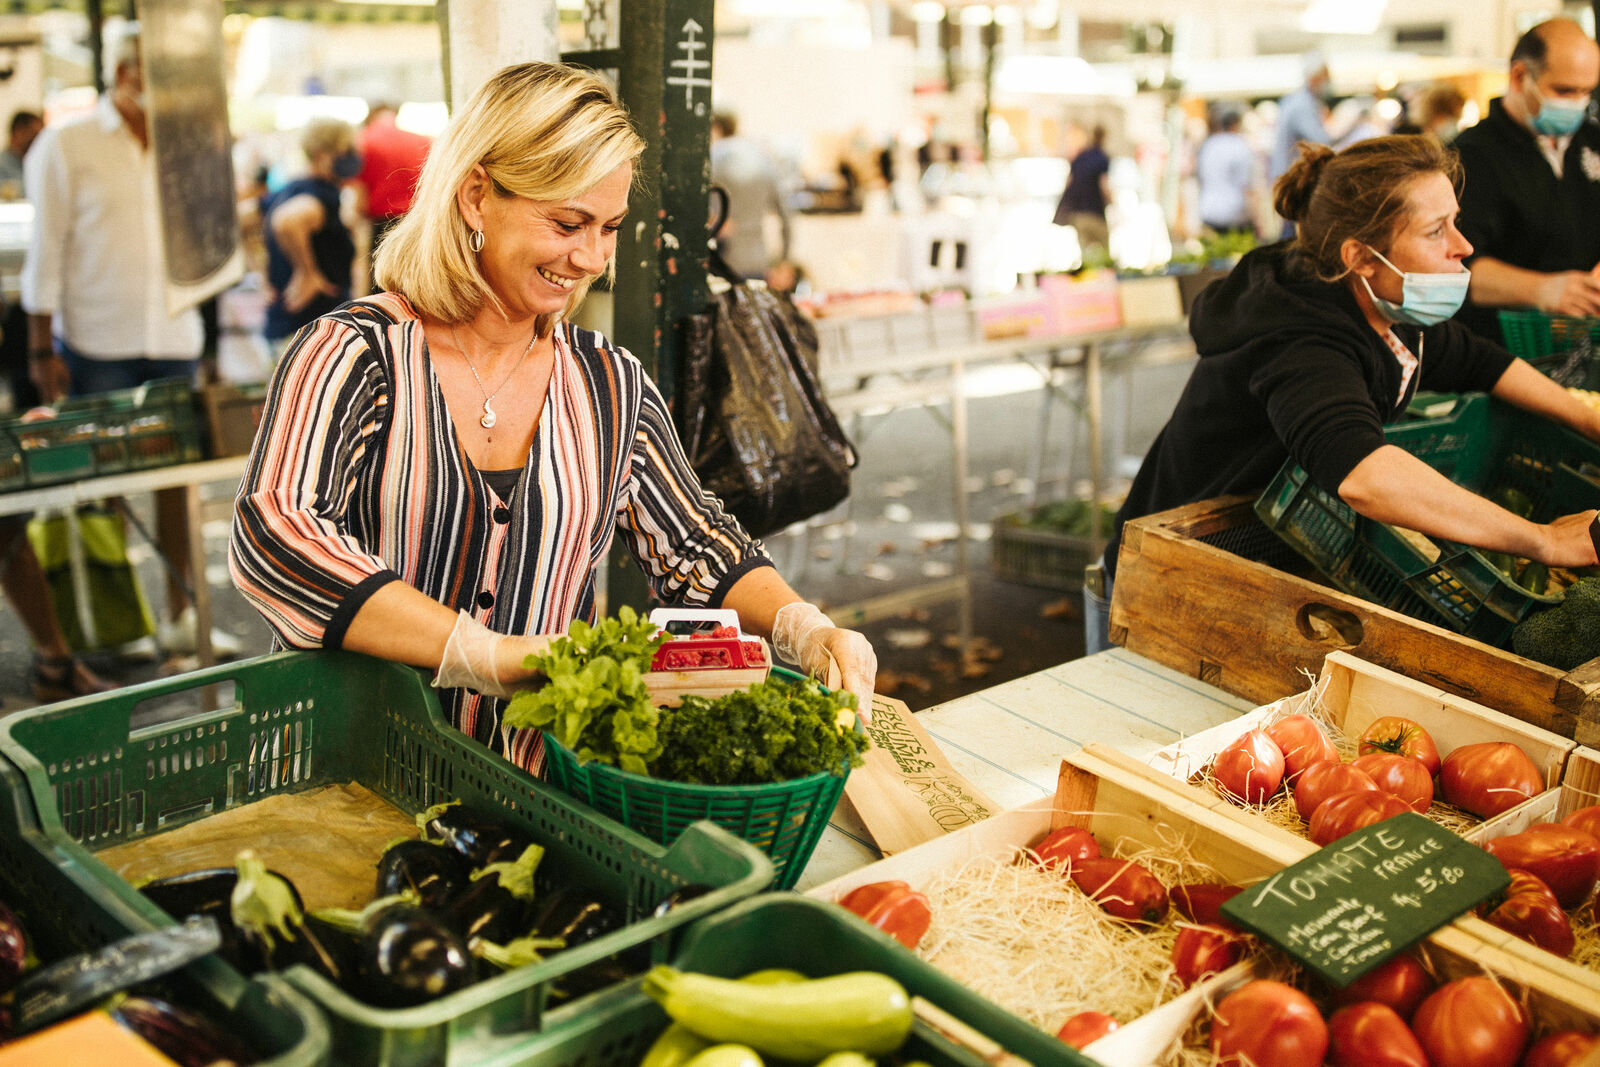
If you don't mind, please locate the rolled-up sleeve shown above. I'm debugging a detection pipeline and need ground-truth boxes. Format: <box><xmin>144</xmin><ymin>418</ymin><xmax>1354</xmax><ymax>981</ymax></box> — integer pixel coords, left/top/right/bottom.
<box><xmin>616</xmin><ymin>375</ymin><xmax>773</xmax><ymax>607</ymax></box>
<box><xmin>229</xmin><ymin>317</ymin><xmax>400</xmax><ymax>648</ymax></box>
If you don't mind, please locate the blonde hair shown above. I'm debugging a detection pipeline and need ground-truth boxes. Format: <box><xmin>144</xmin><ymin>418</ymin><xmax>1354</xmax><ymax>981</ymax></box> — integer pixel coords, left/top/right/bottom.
<box><xmin>300</xmin><ymin>117</ymin><xmax>353</xmax><ymax>161</ymax></box>
<box><xmin>374</xmin><ymin>63</ymin><xmax>645</xmax><ymax>333</ymax></box>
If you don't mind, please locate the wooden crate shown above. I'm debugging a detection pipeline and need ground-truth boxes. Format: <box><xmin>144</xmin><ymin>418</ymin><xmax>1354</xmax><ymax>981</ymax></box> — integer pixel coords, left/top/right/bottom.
<box><xmin>1111</xmin><ymin>495</ymin><xmax>1600</xmax><ymax>746</ymax></box>
<box><xmin>1060</xmin><ymin>745</ymin><xmax>1600</xmax><ymax>1039</ymax></box>
<box><xmin>1136</xmin><ymin>650</ymin><xmax>1577</xmax><ymax>850</ymax></box>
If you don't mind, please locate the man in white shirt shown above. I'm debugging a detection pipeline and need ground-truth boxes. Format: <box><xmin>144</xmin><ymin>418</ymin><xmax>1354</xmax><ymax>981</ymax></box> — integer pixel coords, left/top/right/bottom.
<box><xmin>20</xmin><ymin>25</ymin><xmax>238</xmax><ymax>660</ymax></box>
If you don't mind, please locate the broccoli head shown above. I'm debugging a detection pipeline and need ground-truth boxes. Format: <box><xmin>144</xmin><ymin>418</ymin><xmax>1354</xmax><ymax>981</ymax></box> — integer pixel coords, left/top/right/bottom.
<box><xmin>1512</xmin><ymin>576</ymin><xmax>1600</xmax><ymax>671</ymax></box>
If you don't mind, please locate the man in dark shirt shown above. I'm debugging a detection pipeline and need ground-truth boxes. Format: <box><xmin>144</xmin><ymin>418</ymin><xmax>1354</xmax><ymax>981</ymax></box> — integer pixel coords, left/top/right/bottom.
<box><xmin>1453</xmin><ymin>17</ymin><xmax>1600</xmax><ymax>340</ymax></box>
<box><xmin>1054</xmin><ymin>125</ymin><xmax>1111</xmax><ymax>260</ymax></box>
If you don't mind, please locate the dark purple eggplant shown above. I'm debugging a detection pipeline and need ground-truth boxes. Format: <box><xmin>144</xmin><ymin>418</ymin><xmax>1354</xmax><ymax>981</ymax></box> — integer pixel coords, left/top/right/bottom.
<box><xmin>438</xmin><ymin>876</ymin><xmax>528</xmax><ymax>948</ymax></box>
<box><xmin>355</xmin><ymin>902</ymin><xmax>473</xmax><ymax>1008</ymax></box>
<box><xmin>0</xmin><ymin>899</ymin><xmax>29</xmax><ymax>994</ymax></box>
<box><xmin>140</xmin><ymin>867</ymin><xmax>268</xmax><ymax>973</ymax></box>
<box><xmin>376</xmin><ymin>839</ymin><xmax>469</xmax><ymax>911</ymax></box>
<box><xmin>530</xmin><ymin>885</ymin><xmax>623</xmax><ymax>948</ymax></box>
<box><xmin>110</xmin><ymin>995</ymin><xmax>259</xmax><ymax>1067</ymax></box>
<box><xmin>421</xmin><ymin>803</ymin><xmax>534</xmax><ymax>868</ymax></box>
<box><xmin>230</xmin><ymin>853</ymin><xmax>343</xmax><ymax>983</ymax></box>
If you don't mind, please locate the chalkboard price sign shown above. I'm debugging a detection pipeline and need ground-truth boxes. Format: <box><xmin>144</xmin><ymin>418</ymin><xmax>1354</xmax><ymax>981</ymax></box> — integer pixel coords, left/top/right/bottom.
<box><xmin>1219</xmin><ymin>812</ymin><xmax>1509</xmax><ymax>987</ymax></box>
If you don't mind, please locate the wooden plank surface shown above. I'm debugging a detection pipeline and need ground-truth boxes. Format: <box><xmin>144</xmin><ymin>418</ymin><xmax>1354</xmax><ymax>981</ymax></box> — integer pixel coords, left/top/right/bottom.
<box><xmin>796</xmin><ymin>647</ymin><xmax>1254</xmax><ymax>889</ymax></box>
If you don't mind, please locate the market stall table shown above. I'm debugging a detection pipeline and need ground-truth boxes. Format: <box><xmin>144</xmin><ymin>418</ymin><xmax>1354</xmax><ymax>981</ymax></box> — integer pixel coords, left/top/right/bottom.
<box><xmin>0</xmin><ymin>455</ymin><xmax>250</xmax><ymax>668</ymax></box>
<box><xmin>796</xmin><ymin>646</ymin><xmax>1256</xmax><ymax>889</ymax></box>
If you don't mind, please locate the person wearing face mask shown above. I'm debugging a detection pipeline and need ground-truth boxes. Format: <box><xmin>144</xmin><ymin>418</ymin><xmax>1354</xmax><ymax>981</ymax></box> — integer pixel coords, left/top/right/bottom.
<box><xmin>1451</xmin><ymin>18</ymin><xmax>1600</xmax><ymax>340</ymax></box>
<box><xmin>1082</xmin><ymin>135</ymin><xmax>1600</xmax><ymax>654</ymax></box>
<box><xmin>19</xmin><ymin>22</ymin><xmax>241</xmax><ymax>667</ymax></box>
<box><xmin>231</xmin><ymin>64</ymin><xmax>878</xmax><ymax>777</ymax></box>
<box><xmin>260</xmin><ymin>118</ymin><xmax>360</xmax><ymax>363</ymax></box>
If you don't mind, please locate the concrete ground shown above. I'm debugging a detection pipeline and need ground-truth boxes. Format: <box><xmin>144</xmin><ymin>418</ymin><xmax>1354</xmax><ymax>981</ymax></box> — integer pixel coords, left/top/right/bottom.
<box><xmin>0</xmin><ymin>349</ymin><xmax>1194</xmax><ymax>717</ymax></box>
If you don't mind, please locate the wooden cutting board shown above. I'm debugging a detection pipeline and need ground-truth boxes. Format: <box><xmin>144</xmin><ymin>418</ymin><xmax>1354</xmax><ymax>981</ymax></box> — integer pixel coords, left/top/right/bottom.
<box><xmin>842</xmin><ymin>693</ymin><xmax>998</xmax><ymax>855</ymax></box>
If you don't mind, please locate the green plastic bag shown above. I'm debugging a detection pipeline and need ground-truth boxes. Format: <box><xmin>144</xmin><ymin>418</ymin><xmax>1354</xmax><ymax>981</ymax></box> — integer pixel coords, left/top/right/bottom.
<box><xmin>26</xmin><ymin>504</ymin><xmax>155</xmax><ymax>651</ymax></box>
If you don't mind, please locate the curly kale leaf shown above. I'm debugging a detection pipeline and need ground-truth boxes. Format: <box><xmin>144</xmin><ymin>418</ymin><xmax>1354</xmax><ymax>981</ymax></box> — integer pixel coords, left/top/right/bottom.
<box><xmin>650</xmin><ymin>676</ymin><xmax>868</xmax><ymax>786</ymax></box>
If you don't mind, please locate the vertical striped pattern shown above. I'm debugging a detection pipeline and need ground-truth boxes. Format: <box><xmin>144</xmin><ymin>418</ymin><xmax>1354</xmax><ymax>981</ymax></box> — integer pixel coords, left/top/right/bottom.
<box><xmin>230</xmin><ymin>294</ymin><xmax>771</xmax><ymax>774</ymax></box>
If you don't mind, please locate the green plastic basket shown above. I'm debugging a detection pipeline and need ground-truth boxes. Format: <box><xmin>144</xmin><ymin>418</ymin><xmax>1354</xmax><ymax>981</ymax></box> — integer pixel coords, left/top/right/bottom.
<box><xmin>0</xmin><ymin>377</ymin><xmax>203</xmax><ymax>488</ymax></box>
<box><xmin>989</xmin><ymin>510</ymin><xmax>1107</xmax><ymax>591</ymax></box>
<box><xmin>0</xmin><ymin>651</ymin><xmax>774</xmax><ymax>1067</ymax></box>
<box><xmin>464</xmin><ymin>893</ymin><xmax>1098</xmax><ymax>1067</ymax></box>
<box><xmin>541</xmin><ymin>672</ymin><xmax>850</xmax><ymax>892</ymax></box>
<box><xmin>1498</xmin><ymin>308</ymin><xmax>1600</xmax><ymax>389</ymax></box>
<box><xmin>1255</xmin><ymin>393</ymin><xmax>1600</xmax><ymax>648</ymax></box>
<box><xmin>0</xmin><ymin>764</ymin><xmax>330</xmax><ymax>1065</ymax></box>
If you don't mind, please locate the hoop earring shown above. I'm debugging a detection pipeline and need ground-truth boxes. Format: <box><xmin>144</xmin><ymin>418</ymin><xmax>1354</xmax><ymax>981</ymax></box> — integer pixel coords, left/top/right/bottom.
<box><xmin>469</xmin><ymin>229</ymin><xmax>485</xmax><ymax>253</ymax></box>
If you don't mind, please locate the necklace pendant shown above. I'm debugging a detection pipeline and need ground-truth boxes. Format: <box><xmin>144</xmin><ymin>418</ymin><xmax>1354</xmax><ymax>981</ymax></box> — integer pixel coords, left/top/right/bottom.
<box><xmin>480</xmin><ymin>401</ymin><xmax>497</xmax><ymax>429</ymax></box>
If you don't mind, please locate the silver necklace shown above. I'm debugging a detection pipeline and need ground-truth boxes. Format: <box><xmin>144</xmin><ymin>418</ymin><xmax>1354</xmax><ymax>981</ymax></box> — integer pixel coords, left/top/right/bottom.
<box><xmin>449</xmin><ymin>324</ymin><xmax>536</xmax><ymax>429</ymax></box>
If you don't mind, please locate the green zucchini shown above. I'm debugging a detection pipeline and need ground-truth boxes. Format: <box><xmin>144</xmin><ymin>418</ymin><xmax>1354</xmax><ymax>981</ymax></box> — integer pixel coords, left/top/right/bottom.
<box><xmin>814</xmin><ymin>1053</ymin><xmax>875</xmax><ymax>1067</ymax></box>
<box><xmin>641</xmin><ymin>966</ymin><xmax>913</xmax><ymax>1061</ymax></box>
<box><xmin>640</xmin><ymin>1022</ymin><xmax>711</xmax><ymax>1067</ymax></box>
<box><xmin>739</xmin><ymin>968</ymin><xmax>807</xmax><ymax>985</ymax></box>
<box><xmin>682</xmin><ymin>1045</ymin><xmax>763</xmax><ymax>1067</ymax></box>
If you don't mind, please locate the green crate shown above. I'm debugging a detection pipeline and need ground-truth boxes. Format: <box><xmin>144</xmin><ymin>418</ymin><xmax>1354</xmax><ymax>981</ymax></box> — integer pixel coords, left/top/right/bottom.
<box><xmin>467</xmin><ymin>894</ymin><xmax>1097</xmax><ymax>1067</ymax></box>
<box><xmin>543</xmin><ymin>709</ymin><xmax>846</xmax><ymax>893</ymax></box>
<box><xmin>1498</xmin><ymin>308</ymin><xmax>1600</xmax><ymax>389</ymax></box>
<box><xmin>989</xmin><ymin>509</ymin><xmax>1110</xmax><ymax>591</ymax></box>
<box><xmin>1255</xmin><ymin>393</ymin><xmax>1600</xmax><ymax>648</ymax></box>
<box><xmin>0</xmin><ymin>377</ymin><xmax>203</xmax><ymax>488</ymax></box>
<box><xmin>0</xmin><ymin>651</ymin><xmax>774</xmax><ymax>1067</ymax></box>
<box><xmin>0</xmin><ymin>771</ymin><xmax>330</xmax><ymax>1065</ymax></box>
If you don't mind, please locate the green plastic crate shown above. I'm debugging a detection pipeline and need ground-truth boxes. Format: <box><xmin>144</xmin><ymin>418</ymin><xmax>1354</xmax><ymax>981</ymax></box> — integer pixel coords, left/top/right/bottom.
<box><xmin>468</xmin><ymin>894</ymin><xmax>1098</xmax><ymax>1067</ymax></box>
<box><xmin>1498</xmin><ymin>308</ymin><xmax>1600</xmax><ymax>389</ymax></box>
<box><xmin>0</xmin><ymin>651</ymin><xmax>774</xmax><ymax>1067</ymax></box>
<box><xmin>990</xmin><ymin>506</ymin><xmax>1114</xmax><ymax>591</ymax></box>
<box><xmin>1255</xmin><ymin>393</ymin><xmax>1600</xmax><ymax>648</ymax></box>
<box><xmin>542</xmin><ymin>674</ymin><xmax>848</xmax><ymax>892</ymax></box>
<box><xmin>0</xmin><ymin>377</ymin><xmax>203</xmax><ymax>488</ymax></box>
<box><xmin>0</xmin><ymin>765</ymin><xmax>330</xmax><ymax>1065</ymax></box>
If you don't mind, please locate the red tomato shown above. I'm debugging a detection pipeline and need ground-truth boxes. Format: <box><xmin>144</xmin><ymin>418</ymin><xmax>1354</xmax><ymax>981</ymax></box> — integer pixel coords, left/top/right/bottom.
<box><xmin>1326</xmin><ymin>1002</ymin><xmax>1429</xmax><ymax>1067</ymax></box>
<box><xmin>1309</xmin><ymin>791</ymin><xmax>1412</xmax><ymax>846</ymax></box>
<box><xmin>1170</xmin><ymin>923</ymin><xmax>1247</xmax><ymax>988</ymax></box>
<box><xmin>1294</xmin><ymin>760</ymin><xmax>1380</xmax><ymax>821</ymax></box>
<box><xmin>1212</xmin><ymin>729</ymin><xmax>1286</xmax><ymax>805</ymax></box>
<box><xmin>1358</xmin><ymin>716</ymin><xmax>1442</xmax><ymax>776</ymax></box>
<box><xmin>836</xmin><ymin>880</ymin><xmax>934</xmax><ymax>949</ymax></box>
<box><xmin>1411</xmin><ymin>976</ymin><xmax>1529</xmax><ymax>1067</ymax></box>
<box><xmin>1266</xmin><ymin>713</ymin><xmax>1338</xmax><ymax>781</ymax></box>
<box><xmin>1484</xmin><ymin>823</ymin><xmax>1600</xmax><ymax>909</ymax></box>
<box><xmin>1330</xmin><ymin>954</ymin><xmax>1433</xmax><ymax>1021</ymax></box>
<box><xmin>1439</xmin><ymin>742</ymin><xmax>1544</xmax><ymax>819</ymax></box>
<box><xmin>1069</xmin><ymin>857</ymin><xmax>1169</xmax><ymax>924</ymax></box>
<box><xmin>1030</xmin><ymin>826</ymin><xmax>1101</xmax><ymax>872</ymax></box>
<box><xmin>1351</xmin><ymin>752</ymin><xmax>1435</xmax><ymax>812</ymax></box>
<box><xmin>1210</xmin><ymin>980</ymin><xmax>1329</xmax><ymax>1067</ymax></box>
<box><xmin>1563</xmin><ymin>804</ymin><xmax>1600</xmax><ymax>842</ymax></box>
<box><xmin>1481</xmin><ymin>868</ymin><xmax>1575</xmax><ymax>958</ymax></box>
<box><xmin>1523</xmin><ymin>1030</ymin><xmax>1600</xmax><ymax>1067</ymax></box>
<box><xmin>1170</xmin><ymin>882</ymin><xmax>1244</xmax><ymax>926</ymax></box>
<box><xmin>1055</xmin><ymin>1010</ymin><xmax>1118</xmax><ymax>1049</ymax></box>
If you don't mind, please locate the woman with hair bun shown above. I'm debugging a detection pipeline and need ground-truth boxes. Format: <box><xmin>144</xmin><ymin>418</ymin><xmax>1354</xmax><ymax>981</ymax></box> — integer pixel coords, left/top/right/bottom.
<box><xmin>1085</xmin><ymin>134</ymin><xmax>1600</xmax><ymax>652</ymax></box>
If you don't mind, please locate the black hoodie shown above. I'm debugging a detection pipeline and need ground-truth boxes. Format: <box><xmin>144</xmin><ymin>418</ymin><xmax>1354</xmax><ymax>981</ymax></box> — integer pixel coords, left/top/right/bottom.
<box><xmin>1104</xmin><ymin>243</ymin><xmax>1513</xmax><ymax>580</ymax></box>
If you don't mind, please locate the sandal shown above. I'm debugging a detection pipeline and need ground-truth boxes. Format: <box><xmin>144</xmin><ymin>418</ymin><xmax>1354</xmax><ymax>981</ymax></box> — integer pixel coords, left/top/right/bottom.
<box><xmin>28</xmin><ymin>654</ymin><xmax>117</xmax><ymax>703</ymax></box>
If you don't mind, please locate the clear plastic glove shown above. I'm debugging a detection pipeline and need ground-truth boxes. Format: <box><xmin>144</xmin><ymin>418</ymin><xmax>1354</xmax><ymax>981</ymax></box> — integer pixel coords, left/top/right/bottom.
<box><xmin>432</xmin><ymin>610</ymin><xmax>521</xmax><ymax>700</ymax></box>
<box><xmin>771</xmin><ymin>601</ymin><xmax>879</xmax><ymax>722</ymax></box>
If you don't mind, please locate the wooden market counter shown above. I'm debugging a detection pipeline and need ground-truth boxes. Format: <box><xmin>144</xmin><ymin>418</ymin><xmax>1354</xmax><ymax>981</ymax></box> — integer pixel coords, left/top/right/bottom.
<box><xmin>795</xmin><ymin>647</ymin><xmax>1255</xmax><ymax>890</ymax></box>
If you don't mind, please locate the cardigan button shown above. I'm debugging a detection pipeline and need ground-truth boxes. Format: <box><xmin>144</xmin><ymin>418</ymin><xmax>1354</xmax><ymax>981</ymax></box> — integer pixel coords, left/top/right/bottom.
<box><xmin>493</xmin><ymin>506</ymin><xmax>511</xmax><ymax>524</ymax></box>
<box><xmin>477</xmin><ymin>591</ymin><xmax>495</xmax><ymax>610</ymax></box>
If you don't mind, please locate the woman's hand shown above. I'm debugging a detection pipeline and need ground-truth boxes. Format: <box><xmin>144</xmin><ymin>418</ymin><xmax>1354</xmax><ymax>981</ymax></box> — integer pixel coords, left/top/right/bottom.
<box><xmin>818</xmin><ymin>625</ymin><xmax>878</xmax><ymax>720</ymax></box>
<box><xmin>434</xmin><ymin>611</ymin><xmax>552</xmax><ymax>700</ymax></box>
<box><xmin>1534</xmin><ymin>510</ymin><xmax>1600</xmax><ymax>568</ymax></box>
<box><xmin>772</xmin><ymin>601</ymin><xmax>878</xmax><ymax>720</ymax></box>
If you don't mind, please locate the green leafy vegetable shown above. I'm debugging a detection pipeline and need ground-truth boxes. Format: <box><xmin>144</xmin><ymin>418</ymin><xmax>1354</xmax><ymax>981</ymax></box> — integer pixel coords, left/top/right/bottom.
<box><xmin>650</xmin><ymin>677</ymin><xmax>867</xmax><ymax>786</ymax></box>
<box><xmin>503</xmin><ymin>605</ymin><xmax>667</xmax><ymax>774</ymax></box>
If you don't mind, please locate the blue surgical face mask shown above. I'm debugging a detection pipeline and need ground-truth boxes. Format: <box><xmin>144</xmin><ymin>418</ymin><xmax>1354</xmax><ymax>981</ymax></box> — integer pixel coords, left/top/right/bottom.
<box><xmin>1358</xmin><ymin>245</ymin><xmax>1470</xmax><ymax>327</ymax></box>
<box><xmin>1527</xmin><ymin>83</ymin><xmax>1590</xmax><ymax>137</ymax></box>
<box><xmin>333</xmin><ymin>150</ymin><xmax>362</xmax><ymax>180</ymax></box>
